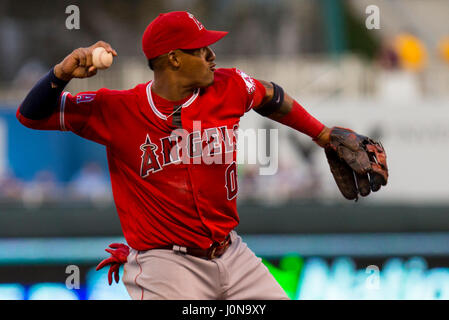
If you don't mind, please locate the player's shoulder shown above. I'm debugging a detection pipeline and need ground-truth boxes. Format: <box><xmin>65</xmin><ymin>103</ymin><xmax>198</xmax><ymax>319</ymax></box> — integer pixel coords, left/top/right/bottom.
<box><xmin>213</xmin><ymin>68</ymin><xmax>255</xmax><ymax>87</ymax></box>
<box><xmin>213</xmin><ymin>68</ymin><xmax>257</xmax><ymax>95</ymax></box>
<box><xmin>94</xmin><ymin>83</ymin><xmax>149</xmax><ymax>102</ymax></box>
<box><xmin>97</xmin><ymin>83</ymin><xmax>145</xmax><ymax>97</ymax></box>
<box><xmin>214</xmin><ymin>67</ymin><xmax>246</xmax><ymax>81</ymax></box>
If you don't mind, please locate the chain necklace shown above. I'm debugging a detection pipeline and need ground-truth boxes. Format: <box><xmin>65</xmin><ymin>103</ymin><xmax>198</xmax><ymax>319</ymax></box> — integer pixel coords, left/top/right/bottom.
<box><xmin>166</xmin><ymin>104</ymin><xmax>183</xmax><ymax>119</ymax></box>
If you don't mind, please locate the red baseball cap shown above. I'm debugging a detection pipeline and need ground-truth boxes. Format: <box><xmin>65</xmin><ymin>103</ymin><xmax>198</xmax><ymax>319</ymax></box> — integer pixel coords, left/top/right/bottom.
<box><xmin>142</xmin><ymin>11</ymin><xmax>228</xmax><ymax>60</ymax></box>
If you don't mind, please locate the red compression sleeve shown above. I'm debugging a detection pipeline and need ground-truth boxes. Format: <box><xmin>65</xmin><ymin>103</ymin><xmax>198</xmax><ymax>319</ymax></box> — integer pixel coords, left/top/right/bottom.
<box><xmin>277</xmin><ymin>100</ymin><xmax>325</xmax><ymax>139</ymax></box>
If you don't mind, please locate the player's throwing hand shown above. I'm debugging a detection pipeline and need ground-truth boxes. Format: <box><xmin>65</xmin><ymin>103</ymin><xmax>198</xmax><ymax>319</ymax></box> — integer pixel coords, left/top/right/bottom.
<box><xmin>53</xmin><ymin>41</ymin><xmax>117</xmax><ymax>81</ymax></box>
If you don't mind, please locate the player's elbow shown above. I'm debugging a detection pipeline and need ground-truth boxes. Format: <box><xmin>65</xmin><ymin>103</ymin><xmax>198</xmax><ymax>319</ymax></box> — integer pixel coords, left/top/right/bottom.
<box><xmin>16</xmin><ymin>108</ymin><xmax>40</xmax><ymax>129</ymax></box>
<box><xmin>16</xmin><ymin>108</ymin><xmax>29</xmax><ymax>127</ymax></box>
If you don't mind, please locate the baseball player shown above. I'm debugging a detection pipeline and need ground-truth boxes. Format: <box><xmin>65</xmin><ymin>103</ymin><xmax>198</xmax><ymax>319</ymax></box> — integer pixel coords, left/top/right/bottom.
<box><xmin>17</xmin><ymin>11</ymin><xmax>388</xmax><ymax>300</ymax></box>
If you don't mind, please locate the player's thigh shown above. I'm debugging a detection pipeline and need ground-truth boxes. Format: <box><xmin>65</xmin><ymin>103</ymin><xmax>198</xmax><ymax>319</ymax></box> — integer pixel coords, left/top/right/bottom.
<box><xmin>224</xmin><ymin>234</ymin><xmax>289</xmax><ymax>300</ymax></box>
<box><xmin>123</xmin><ymin>248</ymin><xmax>218</xmax><ymax>300</ymax></box>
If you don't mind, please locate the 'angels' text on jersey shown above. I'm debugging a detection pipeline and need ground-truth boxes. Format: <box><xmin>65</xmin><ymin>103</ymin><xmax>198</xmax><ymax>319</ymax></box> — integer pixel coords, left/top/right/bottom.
<box><xmin>140</xmin><ymin>123</ymin><xmax>239</xmax><ymax>178</ymax></box>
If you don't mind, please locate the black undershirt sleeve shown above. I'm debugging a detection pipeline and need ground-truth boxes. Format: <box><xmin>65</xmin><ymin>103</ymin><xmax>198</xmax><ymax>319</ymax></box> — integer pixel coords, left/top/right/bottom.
<box><xmin>18</xmin><ymin>69</ymin><xmax>69</xmax><ymax>120</ymax></box>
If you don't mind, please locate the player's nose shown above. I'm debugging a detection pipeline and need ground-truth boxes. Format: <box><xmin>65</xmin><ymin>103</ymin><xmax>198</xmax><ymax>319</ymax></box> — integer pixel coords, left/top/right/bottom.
<box><xmin>205</xmin><ymin>47</ymin><xmax>216</xmax><ymax>62</ymax></box>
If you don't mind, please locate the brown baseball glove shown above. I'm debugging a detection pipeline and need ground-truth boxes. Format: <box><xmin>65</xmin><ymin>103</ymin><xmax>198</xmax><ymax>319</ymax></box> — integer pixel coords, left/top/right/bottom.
<box><xmin>324</xmin><ymin>127</ymin><xmax>388</xmax><ymax>201</ymax></box>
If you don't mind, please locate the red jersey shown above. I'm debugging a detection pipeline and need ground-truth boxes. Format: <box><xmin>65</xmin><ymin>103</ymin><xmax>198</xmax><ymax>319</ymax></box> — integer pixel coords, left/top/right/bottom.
<box><xmin>17</xmin><ymin>68</ymin><xmax>266</xmax><ymax>250</ymax></box>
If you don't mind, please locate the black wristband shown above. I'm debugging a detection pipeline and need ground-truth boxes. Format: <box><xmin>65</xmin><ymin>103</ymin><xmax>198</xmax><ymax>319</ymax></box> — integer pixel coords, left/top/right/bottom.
<box><xmin>254</xmin><ymin>82</ymin><xmax>284</xmax><ymax>117</ymax></box>
<box><xmin>18</xmin><ymin>69</ymin><xmax>69</xmax><ymax>120</ymax></box>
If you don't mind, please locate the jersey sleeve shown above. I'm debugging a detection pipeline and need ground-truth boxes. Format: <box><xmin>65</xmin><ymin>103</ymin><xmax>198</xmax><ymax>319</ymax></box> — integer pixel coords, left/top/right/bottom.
<box><xmin>59</xmin><ymin>89</ymin><xmax>111</xmax><ymax>145</ymax></box>
<box><xmin>232</xmin><ymin>68</ymin><xmax>267</xmax><ymax>113</ymax></box>
<box><xmin>17</xmin><ymin>89</ymin><xmax>111</xmax><ymax>145</ymax></box>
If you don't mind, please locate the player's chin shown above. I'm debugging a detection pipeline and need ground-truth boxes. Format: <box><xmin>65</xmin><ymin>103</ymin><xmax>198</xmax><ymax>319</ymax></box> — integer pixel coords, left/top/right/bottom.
<box><xmin>198</xmin><ymin>74</ymin><xmax>215</xmax><ymax>88</ymax></box>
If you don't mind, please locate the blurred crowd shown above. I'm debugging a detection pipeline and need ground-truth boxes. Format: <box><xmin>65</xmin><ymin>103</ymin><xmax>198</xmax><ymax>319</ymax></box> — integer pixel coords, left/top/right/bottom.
<box><xmin>237</xmin><ymin>163</ymin><xmax>322</xmax><ymax>205</ymax></box>
<box><xmin>376</xmin><ymin>33</ymin><xmax>449</xmax><ymax>71</ymax></box>
<box><xmin>0</xmin><ymin>162</ymin><xmax>113</xmax><ymax>207</ymax></box>
<box><xmin>1</xmin><ymin>0</ymin><xmax>448</xmax><ymax>103</ymax></box>
<box><xmin>0</xmin><ymin>0</ymin><xmax>322</xmax><ymax>85</ymax></box>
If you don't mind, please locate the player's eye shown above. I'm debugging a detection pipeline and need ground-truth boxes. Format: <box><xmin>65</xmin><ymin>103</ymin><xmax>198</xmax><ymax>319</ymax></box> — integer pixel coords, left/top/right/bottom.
<box><xmin>179</xmin><ymin>48</ymin><xmax>202</xmax><ymax>56</ymax></box>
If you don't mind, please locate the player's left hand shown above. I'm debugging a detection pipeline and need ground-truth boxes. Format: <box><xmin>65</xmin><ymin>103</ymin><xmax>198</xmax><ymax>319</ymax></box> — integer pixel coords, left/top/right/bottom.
<box><xmin>324</xmin><ymin>127</ymin><xmax>388</xmax><ymax>201</ymax></box>
<box><xmin>95</xmin><ymin>243</ymin><xmax>130</xmax><ymax>285</ymax></box>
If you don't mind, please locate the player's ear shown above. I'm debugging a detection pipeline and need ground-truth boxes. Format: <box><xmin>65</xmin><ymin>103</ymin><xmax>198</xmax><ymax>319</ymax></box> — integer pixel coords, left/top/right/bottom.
<box><xmin>167</xmin><ymin>50</ymin><xmax>181</xmax><ymax>69</ymax></box>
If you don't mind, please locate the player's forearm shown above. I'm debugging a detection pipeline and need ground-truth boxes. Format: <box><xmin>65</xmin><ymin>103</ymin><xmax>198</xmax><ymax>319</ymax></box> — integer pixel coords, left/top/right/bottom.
<box><xmin>255</xmin><ymin>80</ymin><xmax>330</xmax><ymax>147</ymax></box>
<box><xmin>269</xmin><ymin>93</ymin><xmax>327</xmax><ymax>141</ymax></box>
<box><xmin>17</xmin><ymin>68</ymin><xmax>69</xmax><ymax>124</ymax></box>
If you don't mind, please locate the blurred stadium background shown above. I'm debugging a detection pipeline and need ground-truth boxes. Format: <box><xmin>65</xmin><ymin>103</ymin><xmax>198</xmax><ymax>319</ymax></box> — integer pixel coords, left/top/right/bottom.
<box><xmin>1</xmin><ymin>0</ymin><xmax>449</xmax><ymax>300</ymax></box>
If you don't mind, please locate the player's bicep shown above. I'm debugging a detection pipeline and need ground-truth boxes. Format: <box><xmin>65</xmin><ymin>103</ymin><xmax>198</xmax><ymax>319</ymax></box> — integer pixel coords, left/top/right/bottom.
<box><xmin>253</xmin><ymin>79</ymin><xmax>274</xmax><ymax>108</ymax></box>
<box><xmin>62</xmin><ymin>90</ymin><xmax>111</xmax><ymax>145</ymax></box>
<box><xmin>62</xmin><ymin>92</ymin><xmax>96</xmax><ymax>132</ymax></box>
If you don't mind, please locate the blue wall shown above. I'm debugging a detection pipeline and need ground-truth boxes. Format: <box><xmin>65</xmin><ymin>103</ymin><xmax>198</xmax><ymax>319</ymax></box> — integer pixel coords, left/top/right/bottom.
<box><xmin>0</xmin><ymin>108</ymin><xmax>108</xmax><ymax>182</ymax></box>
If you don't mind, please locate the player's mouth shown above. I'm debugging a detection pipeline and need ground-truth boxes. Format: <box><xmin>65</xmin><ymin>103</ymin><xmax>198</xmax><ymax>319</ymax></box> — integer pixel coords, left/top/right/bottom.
<box><xmin>209</xmin><ymin>64</ymin><xmax>216</xmax><ymax>72</ymax></box>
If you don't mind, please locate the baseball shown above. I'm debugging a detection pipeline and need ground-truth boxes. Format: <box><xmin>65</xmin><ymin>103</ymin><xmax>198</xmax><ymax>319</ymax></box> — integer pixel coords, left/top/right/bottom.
<box><xmin>92</xmin><ymin>47</ymin><xmax>113</xmax><ymax>69</ymax></box>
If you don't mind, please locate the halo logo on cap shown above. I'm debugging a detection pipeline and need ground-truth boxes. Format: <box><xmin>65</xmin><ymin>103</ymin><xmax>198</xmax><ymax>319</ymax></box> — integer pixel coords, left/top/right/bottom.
<box><xmin>187</xmin><ymin>12</ymin><xmax>204</xmax><ymax>30</ymax></box>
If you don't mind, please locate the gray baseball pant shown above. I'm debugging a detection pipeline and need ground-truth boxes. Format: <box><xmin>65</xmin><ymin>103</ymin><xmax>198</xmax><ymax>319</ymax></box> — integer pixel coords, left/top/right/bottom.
<box><xmin>122</xmin><ymin>231</ymin><xmax>289</xmax><ymax>300</ymax></box>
